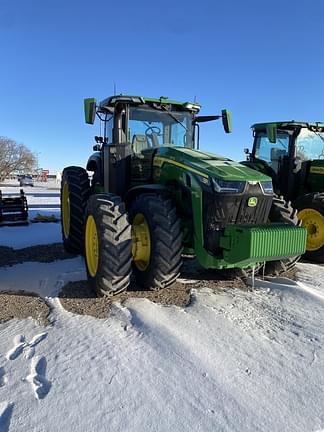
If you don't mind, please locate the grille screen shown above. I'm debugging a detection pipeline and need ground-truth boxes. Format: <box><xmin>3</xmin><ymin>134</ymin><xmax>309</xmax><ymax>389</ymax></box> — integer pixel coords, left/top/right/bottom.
<box><xmin>203</xmin><ymin>183</ymin><xmax>273</xmax><ymax>254</ymax></box>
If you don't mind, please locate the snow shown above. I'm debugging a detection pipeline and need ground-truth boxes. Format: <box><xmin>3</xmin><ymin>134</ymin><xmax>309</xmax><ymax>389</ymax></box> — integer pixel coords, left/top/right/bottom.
<box><xmin>0</xmin><ymin>185</ymin><xmax>323</xmax><ymax>432</ymax></box>
<box><xmin>0</xmin><ymin>180</ymin><xmax>61</xmax><ymax>248</ymax></box>
<box><xmin>0</xmin><ymin>259</ymin><xmax>85</xmax><ymax>297</ymax></box>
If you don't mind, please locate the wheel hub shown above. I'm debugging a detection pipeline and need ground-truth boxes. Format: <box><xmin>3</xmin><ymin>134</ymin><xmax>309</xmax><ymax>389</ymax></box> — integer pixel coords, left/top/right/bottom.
<box><xmin>85</xmin><ymin>215</ymin><xmax>99</xmax><ymax>277</ymax></box>
<box><xmin>132</xmin><ymin>213</ymin><xmax>151</xmax><ymax>271</ymax></box>
<box><xmin>298</xmin><ymin>208</ymin><xmax>324</xmax><ymax>251</ymax></box>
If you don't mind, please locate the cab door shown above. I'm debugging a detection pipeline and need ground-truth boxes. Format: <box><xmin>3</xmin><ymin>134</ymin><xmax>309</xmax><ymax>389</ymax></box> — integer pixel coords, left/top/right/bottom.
<box><xmin>253</xmin><ymin>131</ymin><xmax>291</xmax><ymax>196</ymax></box>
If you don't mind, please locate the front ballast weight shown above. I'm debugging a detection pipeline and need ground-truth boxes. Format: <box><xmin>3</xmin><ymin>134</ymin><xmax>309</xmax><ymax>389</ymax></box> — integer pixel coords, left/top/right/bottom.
<box><xmin>0</xmin><ymin>189</ymin><xmax>28</xmax><ymax>225</ymax></box>
<box><xmin>220</xmin><ymin>223</ymin><xmax>307</xmax><ymax>266</ymax></box>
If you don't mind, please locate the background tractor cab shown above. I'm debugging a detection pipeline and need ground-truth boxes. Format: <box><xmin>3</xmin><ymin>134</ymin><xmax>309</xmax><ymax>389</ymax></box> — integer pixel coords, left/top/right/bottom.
<box><xmin>243</xmin><ymin>121</ymin><xmax>324</xmax><ymax>262</ymax></box>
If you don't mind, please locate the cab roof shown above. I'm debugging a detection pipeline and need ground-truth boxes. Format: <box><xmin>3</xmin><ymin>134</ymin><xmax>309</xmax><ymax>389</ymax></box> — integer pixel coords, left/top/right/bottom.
<box><xmin>252</xmin><ymin>121</ymin><xmax>324</xmax><ymax>131</ymax></box>
<box><xmin>98</xmin><ymin>95</ymin><xmax>201</xmax><ymax>112</ymax></box>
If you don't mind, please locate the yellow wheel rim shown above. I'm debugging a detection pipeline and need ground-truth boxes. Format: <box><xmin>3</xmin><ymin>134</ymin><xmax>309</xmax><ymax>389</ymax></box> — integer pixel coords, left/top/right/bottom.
<box><xmin>62</xmin><ymin>182</ymin><xmax>70</xmax><ymax>239</ymax></box>
<box><xmin>85</xmin><ymin>215</ymin><xmax>99</xmax><ymax>277</ymax></box>
<box><xmin>132</xmin><ymin>213</ymin><xmax>151</xmax><ymax>271</ymax></box>
<box><xmin>298</xmin><ymin>208</ymin><xmax>324</xmax><ymax>251</ymax></box>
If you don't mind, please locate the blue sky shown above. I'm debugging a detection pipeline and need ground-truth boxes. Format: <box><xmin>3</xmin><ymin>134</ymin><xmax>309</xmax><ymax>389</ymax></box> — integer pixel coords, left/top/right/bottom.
<box><xmin>1</xmin><ymin>0</ymin><xmax>324</xmax><ymax>172</ymax></box>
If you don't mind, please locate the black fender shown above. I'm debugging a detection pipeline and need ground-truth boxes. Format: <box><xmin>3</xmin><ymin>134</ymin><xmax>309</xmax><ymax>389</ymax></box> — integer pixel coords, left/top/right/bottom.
<box><xmin>125</xmin><ymin>184</ymin><xmax>169</xmax><ymax>206</ymax></box>
<box><xmin>86</xmin><ymin>152</ymin><xmax>102</xmax><ymax>173</ymax></box>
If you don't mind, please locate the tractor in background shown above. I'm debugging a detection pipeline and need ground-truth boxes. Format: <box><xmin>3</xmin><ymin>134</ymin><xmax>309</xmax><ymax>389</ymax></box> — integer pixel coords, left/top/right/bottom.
<box><xmin>60</xmin><ymin>96</ymin><xmax>306</xmax><ymax>296</ymax></box>
<box><xmin>243</xmin><ymin>121</ymin><xmax>324</xmax><ymax>262</ymax></box>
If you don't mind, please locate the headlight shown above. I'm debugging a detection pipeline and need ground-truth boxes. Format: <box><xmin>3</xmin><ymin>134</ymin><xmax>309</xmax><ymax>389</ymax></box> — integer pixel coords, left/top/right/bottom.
<box><xmin>260</xmin><ymin>181</ymin><xmax>273</xmax><ymax>194</ymax></box>
<box><xmin>212</xmin><ymin>179</ymin><xmax>246</xmax><ymax>193</ymax></box>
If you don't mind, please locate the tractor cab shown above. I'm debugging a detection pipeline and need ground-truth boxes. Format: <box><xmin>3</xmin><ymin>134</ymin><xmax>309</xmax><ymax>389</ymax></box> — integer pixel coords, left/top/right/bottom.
<box><xmin>84</xmin><ymin>95</ymin><xmax>231</xmax><ymax>197</ymax></box>
<box><xmin>247</xmin><ymin>121</ymin><xmax>324</xmax><ymax>202</ymax></box>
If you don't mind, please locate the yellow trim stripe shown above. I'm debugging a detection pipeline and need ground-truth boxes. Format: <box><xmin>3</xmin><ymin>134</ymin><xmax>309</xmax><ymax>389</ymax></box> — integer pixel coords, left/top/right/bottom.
<box><xmin>153</xmin><ymin>156</ymin><xmax>209</xmax><ymax>178</ymax></box>
<box><xmin>310</xmin><ymin>166</ymin><xmax>324</xmax><ymax>175</ymax></box>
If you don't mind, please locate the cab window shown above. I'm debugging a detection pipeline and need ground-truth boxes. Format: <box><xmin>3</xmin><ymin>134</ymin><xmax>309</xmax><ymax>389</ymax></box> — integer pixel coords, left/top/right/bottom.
<box><xmin>254</xmin><ymin>132</ymin><xmax>290</xmax><ymax>173</ymax></box>
<box><xmin>128</xmin><ymin>106</ymin><xmax>193</xmax><ymax>154</ymax></box>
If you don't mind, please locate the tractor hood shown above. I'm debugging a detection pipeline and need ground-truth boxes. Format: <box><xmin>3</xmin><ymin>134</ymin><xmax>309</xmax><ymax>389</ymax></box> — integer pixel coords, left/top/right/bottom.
<box><xmin>154</xmin><ymin>147</ymin><xmax>271</xmax><ymax>182</ymax></box>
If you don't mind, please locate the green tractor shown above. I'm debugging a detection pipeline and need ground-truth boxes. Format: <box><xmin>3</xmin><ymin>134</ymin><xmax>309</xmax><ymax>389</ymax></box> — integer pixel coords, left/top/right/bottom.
<box><xmin>244</xmin><ymin>121</ymin><xmax>324</xmax><ymax>262</ymax></box>
<box><xmin>60</xmin><ymin>96</ymin><xmax>306</xmax><ymax>296</ymax></box>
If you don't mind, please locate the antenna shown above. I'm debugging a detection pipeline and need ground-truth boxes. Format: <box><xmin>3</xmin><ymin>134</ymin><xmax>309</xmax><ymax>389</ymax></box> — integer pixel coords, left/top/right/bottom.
<box><xmin>113</xmin><ymin>82</ymin><xmax>117</xmax><ymax>95</ymax></box>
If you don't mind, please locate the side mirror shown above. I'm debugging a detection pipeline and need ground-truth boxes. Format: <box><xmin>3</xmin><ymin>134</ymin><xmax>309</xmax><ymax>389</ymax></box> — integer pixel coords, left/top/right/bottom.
<box><xmin>244</xmin><ymin>148</ymin><xmax>250</xmax><ymax>154</ymax></box>
<box><xmin>221</xmin><ymin>109</ymin><xmax>232</xmax><ymax>133</ymax></box>
<box><xmin>266</xmin><ymin>124</ymin><xmax>277</xmax><ymax>143</ymax></box>
<box><xmin>84</xmin><ymin>98</ymin><xmax>97</xmax><ymax>124</ymax></box>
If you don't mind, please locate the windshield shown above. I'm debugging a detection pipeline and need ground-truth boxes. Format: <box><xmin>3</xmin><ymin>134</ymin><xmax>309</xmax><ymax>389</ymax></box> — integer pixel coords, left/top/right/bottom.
<box><xmin>254</xmin><ymin>132</ymin><xmax>290</xmax><ymax>173</ymax></box>
<box><xmin>129</xmin><ymin>107</ymin><xmax>193</xmax><ymax>153</ymax></box>
<box><xmin>296</xmin><ymin>129</ymin><xmax>324</xmax><ymax>160</ymax></box>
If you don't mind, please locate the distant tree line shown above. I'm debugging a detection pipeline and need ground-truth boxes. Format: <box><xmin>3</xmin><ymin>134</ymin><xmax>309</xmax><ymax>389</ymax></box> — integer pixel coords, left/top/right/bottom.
<box><xmin>0</xmin><ymin>136</ymin><xmax>37</xmax><ymax>181</ymax></box>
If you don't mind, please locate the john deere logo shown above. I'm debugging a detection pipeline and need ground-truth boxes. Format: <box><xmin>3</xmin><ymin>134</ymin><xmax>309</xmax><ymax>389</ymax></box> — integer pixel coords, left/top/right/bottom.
<box><xmin>248</xmin><ymin>197</ymin><xmax>258</xmax><ymax>207</ymax></box>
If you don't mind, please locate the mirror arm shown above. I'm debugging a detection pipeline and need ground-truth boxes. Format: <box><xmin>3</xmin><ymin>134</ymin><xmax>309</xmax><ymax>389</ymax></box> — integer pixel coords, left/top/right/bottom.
<box><xmin>195</xmin><ymin>115</ymin><xmax>220</xmax><ymax>123</ymax></box>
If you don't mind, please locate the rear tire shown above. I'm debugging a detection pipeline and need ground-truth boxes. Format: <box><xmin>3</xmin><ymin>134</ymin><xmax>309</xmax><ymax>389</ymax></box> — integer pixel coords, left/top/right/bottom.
<box><xmin>61</xmin><ymin>166</ymin><xmax>90</xmax><ymax>254</ymax></box>
<box><xmin>129</xmin><ymin>194</ymin><xmax>183</xmax><ymax>290</ymax></box>
<box><xmin>263</xmin><ymin>196</ymin><xmax>301</xmax><ymax>276</ymax></box>
<box><xmin>295</xmin><ymin>193</ymin><xmax>324</xmax><ymax>263</ymax></box>
<box><xmin>84</xmin><ymin>194</ymin><xmax>132</xmax><ymax>296</ymax></box>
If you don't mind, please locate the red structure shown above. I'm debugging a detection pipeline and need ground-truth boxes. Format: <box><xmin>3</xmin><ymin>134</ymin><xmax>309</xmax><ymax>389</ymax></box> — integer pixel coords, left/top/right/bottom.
<box><xmin>36</xmin><ymin>169</ymin><xmax>49</xmax><ymax>182</ymax></box>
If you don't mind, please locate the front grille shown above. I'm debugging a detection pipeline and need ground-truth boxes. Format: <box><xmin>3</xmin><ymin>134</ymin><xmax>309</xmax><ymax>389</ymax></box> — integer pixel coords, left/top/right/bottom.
<box><xmin>203</xmin><ymin>183</ymin><xmax>273</xmax><ymax>255</ymax></box>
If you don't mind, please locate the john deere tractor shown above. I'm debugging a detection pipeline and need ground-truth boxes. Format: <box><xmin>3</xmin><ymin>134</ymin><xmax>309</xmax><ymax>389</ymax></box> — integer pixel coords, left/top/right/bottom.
<box><xmin>243</xmin><ymin>121</ymin><xmax>324</xmax><ymax>262</ymax></box>
<box><xmin>60</xmin><ymin>96</ymin><xmax>306</xmax><ymax>296</ymax></box>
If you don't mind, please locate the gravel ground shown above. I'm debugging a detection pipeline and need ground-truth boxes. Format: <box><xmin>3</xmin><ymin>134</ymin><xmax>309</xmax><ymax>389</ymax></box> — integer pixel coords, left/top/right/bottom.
<box><xmin>0</xmin><ymin>243</ymin><xmax>296</xmax><ymax>324</ymax></box>
<box><xmin>0</xmin><ymin>291</ymin><xmax>50</xmax><ymax>326</ymax></box>
<box><xmin>0</xmin><ymin>243</ymin><xmax>73</xmax><ymax>325</ymax></box>
<box><xmin>59</xmin><ymin>259</ymin><xmax>248</xmax><ymax>318</ymax></box>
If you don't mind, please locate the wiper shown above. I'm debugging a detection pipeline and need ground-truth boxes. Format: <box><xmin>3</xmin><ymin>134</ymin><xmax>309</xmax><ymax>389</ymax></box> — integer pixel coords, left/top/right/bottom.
<box><xmin>277</xmin><ymin>138</ymin><xmax>288</xmax><ymax>150</ymax></box>
<box><xmin>309</xmin><ymin>128</ymin><xmax>324</xmax><ymax>144</ymax></box>
<box><xmin>160</xmin><ymin>106</ymin><xmax>188</xmax><ymax>132</ymax></box>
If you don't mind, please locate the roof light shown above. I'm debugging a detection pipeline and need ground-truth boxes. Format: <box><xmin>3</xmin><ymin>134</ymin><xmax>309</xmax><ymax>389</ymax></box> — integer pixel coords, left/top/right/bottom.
<box><xmin>183</xmin><ymin>102</ymin><xmax>201</xmax><ymax>111</ymax></box>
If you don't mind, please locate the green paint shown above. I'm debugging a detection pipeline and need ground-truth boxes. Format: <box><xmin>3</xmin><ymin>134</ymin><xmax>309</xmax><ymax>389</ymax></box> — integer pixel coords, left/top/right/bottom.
<box><xmin>219</xmin><ymin>224</ymin><xmax>307</xmax><ymax>266</ymax></box>
<box><xmin>252</xmin><ymin>121</ymin><xmax>324</xmax><ymax>132</ymax></box>
<box><xmin>308</xmin><ymin>160</ymin><xmax>324</xmax><ymax>192</ymax></box>
<box><xmin>84</xmin><ymin>98</ymin><xmax>96</xmax><ymax>124</ymax></box>
<box><xmin>99</xmin><ymin>95</ymin><xmax>201</xmax><ymax>112</ymax></box>
<box><xmin>152</xmin><ymin>146</ymin><xmax>306</xmax><ymax>269</ymax></box>
<box><xmin>154</xmin><ymin>147</ymin><xmax>271</xmax><ymax>182</ymax></box>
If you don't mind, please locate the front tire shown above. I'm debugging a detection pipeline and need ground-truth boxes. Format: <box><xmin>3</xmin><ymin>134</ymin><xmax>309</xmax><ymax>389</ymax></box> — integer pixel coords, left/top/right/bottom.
<box><xmin>84</xmin><ymin>194</ymin><xmax>132</xmax><ymax>296</ymax></box>
<box><xmin>263</xmin><ymin>196</ymin><xmax>301</xmax><ymax>275</ymax></box>
<box><xmin>60</xmin><ymin>167</ymin><xmax>90</xmax><ymax>254</ymax></box>
<box><xmin>129</xmin><ymin>194</ymin><xmax>182</xmax><ymax>290</ymax></box>
<box><xmin>295</xmin><ymin>193</ymin><xmax>324</xmax><ymax>263</ymax></box>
